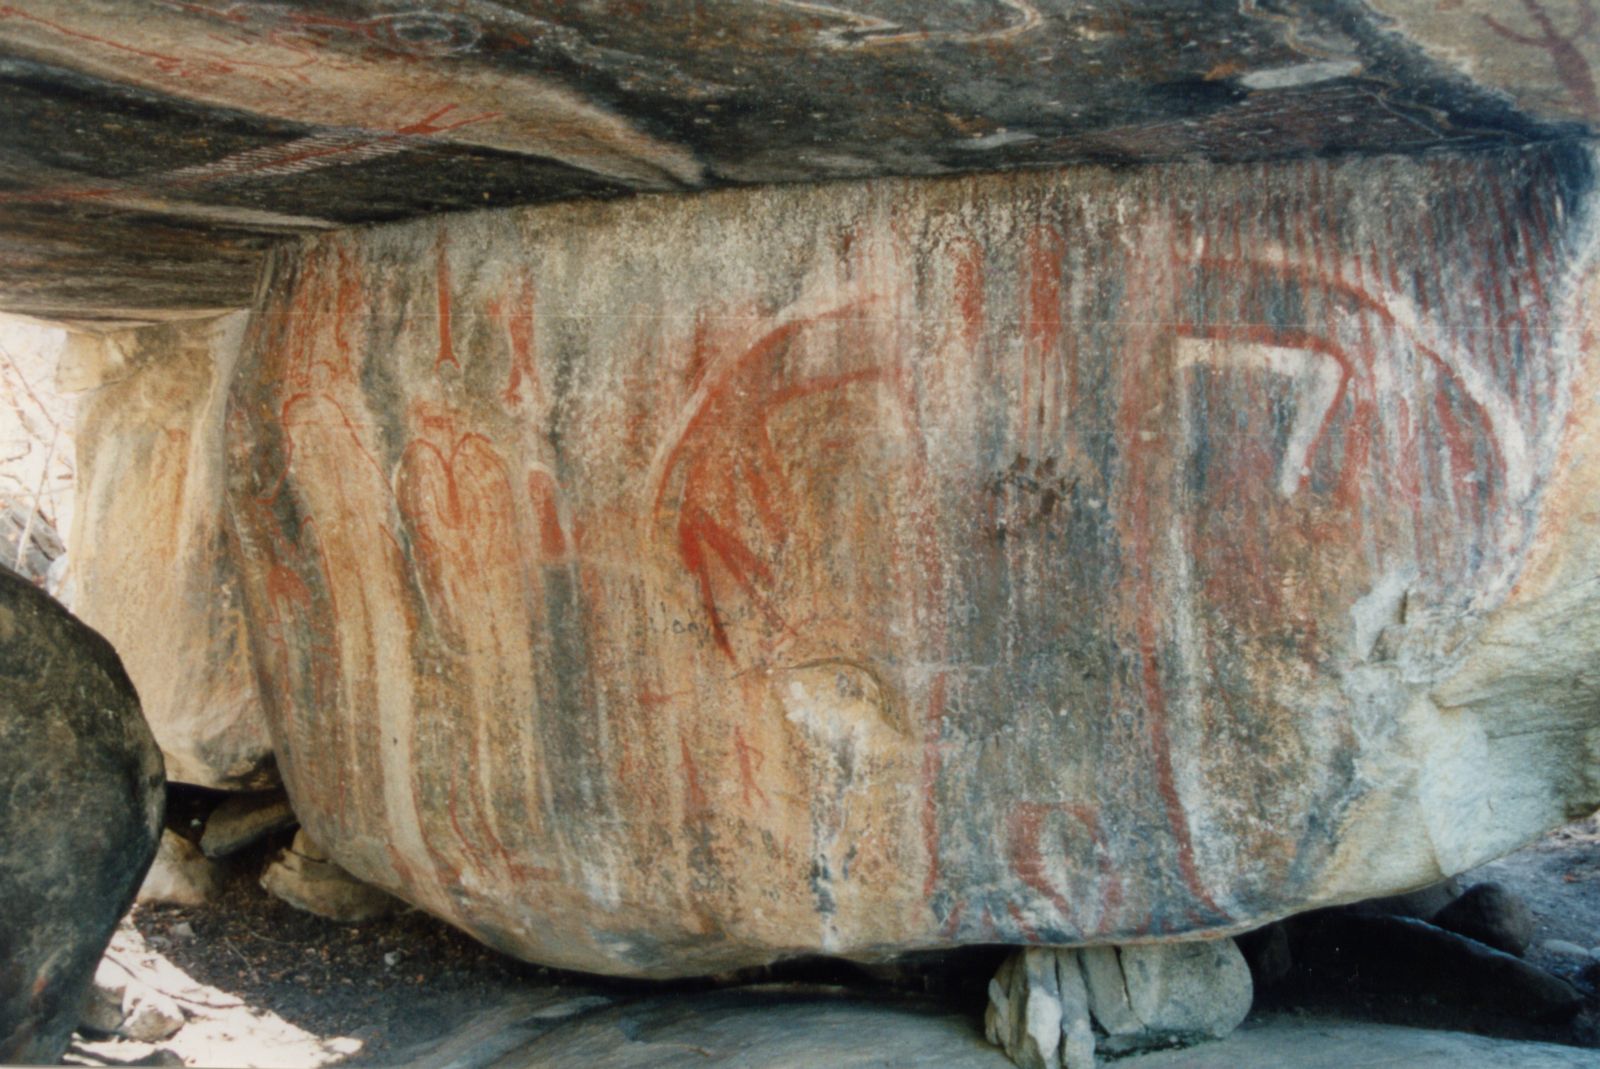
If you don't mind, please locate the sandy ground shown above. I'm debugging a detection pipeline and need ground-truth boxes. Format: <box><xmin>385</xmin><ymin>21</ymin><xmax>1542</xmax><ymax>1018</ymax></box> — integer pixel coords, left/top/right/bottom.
<box><xmin>59</xmin><ymin>815</ymin><xmax>1600</xmax><ymax>1068</ymax></box>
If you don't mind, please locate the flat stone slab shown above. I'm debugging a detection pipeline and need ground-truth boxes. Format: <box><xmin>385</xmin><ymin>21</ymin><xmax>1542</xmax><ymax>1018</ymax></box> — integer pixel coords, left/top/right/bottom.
<box><xmin>398</xmin><ymin>990</ymin><xmax>1014</xmax><ymax>1069</ymax></box>
<box><xmin>388</xmin><ymin>993</ymin><xmax>1600</xmax><ymax>1069</ymax></box>
<box><xmin>1124</xmin><ymin>1017</ymin><xmax>1600</xmax><ymax>1069</ymax></box>
<box><xmin>200</xmin><ymin>790</ymin><xmax>296</xmax><ymax>858</ymax></box>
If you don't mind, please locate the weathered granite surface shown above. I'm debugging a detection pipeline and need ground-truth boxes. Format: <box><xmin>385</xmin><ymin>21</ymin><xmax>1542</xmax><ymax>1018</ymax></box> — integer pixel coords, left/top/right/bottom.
<box><xmin>0</xmin><ymin>565</ymin><xmax>164</xmax><ymax>1063</ymax></box>
<box><xmin>402</xmin><ymin>997</ymin><xmax>1600</xmax><ymax>1069</ymax></box>
<box><xmin>219</xmin><ymin>144</ymin><xmax>1600</xmax><ymax>977</ymax></box>
<box><xmin>71</xmin><ymin>312</ymin><xmax>274</xmax><ymax>788</ymax></box>
<box><xmin>1</xmin><ymin>1</ymin><xmax>1598</xmax><ymax>321</ymax></box>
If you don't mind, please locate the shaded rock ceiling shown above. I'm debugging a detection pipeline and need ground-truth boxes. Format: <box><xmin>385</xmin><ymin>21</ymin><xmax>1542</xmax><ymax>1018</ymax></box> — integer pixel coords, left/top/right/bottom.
<box><xmin>1</xmin><ymin>0</ymin><xmax>1596</xmax><ymax>323</ymax></box>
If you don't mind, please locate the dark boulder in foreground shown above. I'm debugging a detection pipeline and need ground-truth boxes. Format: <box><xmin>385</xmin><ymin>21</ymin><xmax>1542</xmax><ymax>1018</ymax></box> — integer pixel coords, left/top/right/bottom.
<box><xmin>0</xmin><ymin>565</ymin><xmax>164</xmax><ymax>1064</ymax></box>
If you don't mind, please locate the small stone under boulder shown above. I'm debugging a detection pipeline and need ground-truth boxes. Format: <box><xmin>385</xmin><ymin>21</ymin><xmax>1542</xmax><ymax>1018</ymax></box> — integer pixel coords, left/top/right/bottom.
<box><xmin>1431</xmin><ymin>882</ymin><xmax>1536</xmax><ymax>958</ymax></box>
<box><xmin>0</xmin><ymin>565</ymin><xmax>164</xmax><ymax>1064</ymax></box>
<box><xmin>261</xmin><ymin>829</ymin><xmax>401</xmax><ymax>923</ymax></box>
<box><xmin>76</xmin><ymin>960</ymin><xmax>187</xmax><ymax>1048</ymax></box>
<box><xmin>985</xmin><ymin>939</ymin><xmax>1252</xmax><ymax>1068</ymax></box>
<box><xmin>137</xmin><ymin>830</ymin><xmax>225</xmax><ymax>908</ymax></box>
<box><xmin>199</xmin><ymin>789</ymin><xmax>296</xmax><ymax>859</ymax></box>
<box><xmin>77</xmin><ymin>961</ymin><xmax>127</xmax><ymax>1037</ymax></box>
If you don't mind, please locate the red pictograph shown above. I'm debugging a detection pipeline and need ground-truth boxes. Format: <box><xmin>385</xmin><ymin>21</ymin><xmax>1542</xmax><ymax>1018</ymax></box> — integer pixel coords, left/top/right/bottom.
<box><xmin>1005</xmin><ymin>802</ymin><xmax>1125</xmax><ymax>936</ymax></box>
<box><xmin>434</xmin><ymin>237</ymin><xmax>459</xmax><ymax>373</ymax></box>
<box><xmin>395</xmin><ymin>404</ymin><xmax>530</xmax><ymax>879</ymax></box>
<box><xmin>527</xmin><ymin>469</ymin><xmax>571</xmax><ymax>562</ymax></box>
<box><xmin>1483</xmin><ymin>0</ymin><xmax>1599</xmax><ymax>118</ymax></box>
<box><xmin>650</xmin><ymin>303</ymin><xmax>895</xmax><ymax>660</ymax></box>
<box><xmin>732</xmin><ymin>726</ymin><xmax>769</xmax><ymax>808</ymax></box>
<box><xmin>487</xmin><ymin>272</ymin><xmax>542</xmax><ymax>409</ymax></box>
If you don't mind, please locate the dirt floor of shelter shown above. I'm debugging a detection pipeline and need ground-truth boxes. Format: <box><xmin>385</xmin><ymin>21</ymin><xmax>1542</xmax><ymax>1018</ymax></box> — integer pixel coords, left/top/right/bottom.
<box><xmin>62</xmin><ymin>817</ymin><xmax>1600</xmax><ymax>1068</ymax></box>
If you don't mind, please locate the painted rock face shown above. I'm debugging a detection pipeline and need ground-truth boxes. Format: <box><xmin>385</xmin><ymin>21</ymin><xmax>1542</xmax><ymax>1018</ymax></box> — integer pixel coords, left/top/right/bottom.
<box><xmin>71</xmin><ymin>313</ymin><xmax>274</xmax><ymax>790</ymax></box>
<box><xmin>226</xmin><ymin>145</ymin><xmax>1600</xmax><ymax>977</ymax></box>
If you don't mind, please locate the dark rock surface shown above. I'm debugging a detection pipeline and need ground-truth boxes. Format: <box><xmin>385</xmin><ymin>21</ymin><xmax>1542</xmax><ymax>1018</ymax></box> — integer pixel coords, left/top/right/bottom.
<box><xmin>1433</xmin><ymin>882</ymin><xmax>1538</xmax><ymax>958</ymax></box>
<box><xmin>1350</xmin><ymin>878</ymin><xmax>1464</xmax><ymax>922</ymax></box>
<box><xmin>198</xmin><ymin>789</ymin><xmax>295</xmax><ymax>859</ymax></box>
<box><xmin>0</xmin><ymin>1</ymin><xmax>1597</xmax><ymax>320</ymax></box>
<box><xmin>0</xmin><ymin>564</ymin><xmax>164</xmax><ymax>1064</ymax></box>
<box><xmin>1238</xmin><ymin>923</ymin><xmax>1293</xmax><ymax>988</ymax></box>
<box><xmin>1280</xmin><ymin>911</ymin><xmax>1583</xmax><ymax>1041</ymax></box>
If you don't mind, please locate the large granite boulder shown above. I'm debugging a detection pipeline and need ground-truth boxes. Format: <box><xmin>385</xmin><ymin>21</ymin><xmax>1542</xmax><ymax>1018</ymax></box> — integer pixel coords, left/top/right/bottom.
<box><xmin>0</xmin><ymin>565</ymin><xmax>165</xmax><ymax>1063</ymax></box>
<box><xmin>222</xmin><ymin>142</ymin><xmax>1600</xmax><ymax>978</ymax></box>
<box><xmin>69</xmin><ymin>312</ymin><xmax>275</xmax><ymax>789</ymax></box>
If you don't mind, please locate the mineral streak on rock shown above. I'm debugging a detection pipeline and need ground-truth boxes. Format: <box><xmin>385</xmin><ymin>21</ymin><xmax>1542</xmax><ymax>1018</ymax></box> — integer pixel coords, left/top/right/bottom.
<box><xmin>223</xmin><ymin>143</ymin><xmax>1600</xmax><ymax>978</ymax></box>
